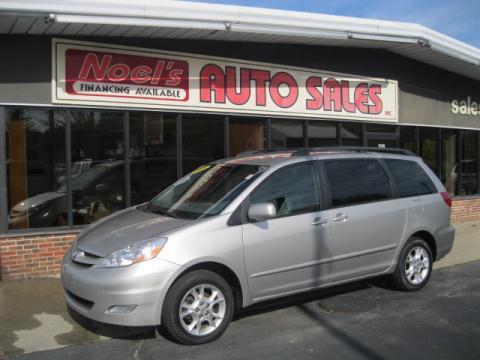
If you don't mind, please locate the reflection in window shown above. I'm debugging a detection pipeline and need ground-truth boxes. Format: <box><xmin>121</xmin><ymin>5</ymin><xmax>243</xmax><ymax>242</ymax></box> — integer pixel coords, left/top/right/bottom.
<box><xmin>6</xmin><ymin>109</ymin><xmax>67</xmax><ymax>229</ymax></box>
<box><xmin>400</xmin><ymin>126</ymin><xmax>416</xmax><ymax>153</ymax></box>
<box><xmin>70</xmin><ymin>111</ymin><xmax>126</xmax><ymax>225</ymax></box>
<box><xmin>461</xmin><ymin>131</ymin><xmax>478</xmax><ymax>195</ymax></box>
<box><xmin>324</xmin><ymin>159</ymin><xmax>391</xmax><ymax>207</ymax></box>
<box><xmin>182</xmin><ymin>114</ymin><xmax>225</xmax><ymax>174</ymax></box>
<box><xmin>251</xmin><ymin>164</ymin><xmax>319</xmax><ymax>217</ymax></box>
<box><xmin>442</xmin><ymin>129</ymin><xmax>457</xmax><ymax>195</ymax></box>
<box><xmin>147</xmin><ymin>163</ymin><xmax>261</xmax><ymax>219</ymax></box>
<box><xmin>308</xmin><ymin>121</ymin><xmax>337</xmax><ymax>147</ymax></box>
<box><xmin>384</xmin><ymin>159</ymin><xmax>436</xmax><ymax>197</ymax></box>
<box><xmin>270</xmin><ymin>120</ymin><xmax>305</xmax><ymax>148</ymax></box>
<box><xmin>340</xmin><ymin>122</ymin><xmax>361</xmax><ymax>146</ymax></box>
<box><xmin>129</xmin><ymin>113</ymin><xmax>177</xmax><ymax>204</ymax></box>
<box><xmin>419</xmin><ymin>127</ymin><xmax>438</xmax><ymax>175</ymax></box>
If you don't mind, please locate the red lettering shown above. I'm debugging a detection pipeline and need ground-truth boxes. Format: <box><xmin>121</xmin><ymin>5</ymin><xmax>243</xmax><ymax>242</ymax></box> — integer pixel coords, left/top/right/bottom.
<box><xmin>341</xmin><ymin>80</ymin><xmax>356</xmax><ymax>113</ymax></box>
<box><xmin>200</xmin><ymin>64</ymin><xmax>225</xmax><ymax>103</ymax></box>
<box><xmin>306</xmin><ymin>76</ymin><xmax>323</xmax><ymax>110</ymax></box>
<box><xmin>250</xmin><ymin>69</ymin><xmax>270</xmax><ymax>106</ymax></box>
<box><xmin>151</xmin><ymin>60</ymin><xmax>165</xmax><ymax>85</ymax></box>
<box><xmin>323</xmin><ymin>79</ymin><xmax>342</xmax><ymax>111</ymax></box>
<box><xmin>368</xmin><ymin>84</ymin><xmax>383</xmax><ymax>114</ymax></box>
<box><xmin>130</xmin><ymin>66</ymin><xmax>152</xmax><ymax>84</ymax></box>
<box><xmin>166</xmin><ymin>69</ymin><xmax>183</xmax><ymax>86</ymax></box>
<box><xmin>107</xmin><ymin>63</ymin><xmax>130</xmax><ymax>82</ymax></box>
<box><xmin>78</xmin><ymin>53</ymin><xmax>111</xmax><ymax>81</ymax></box>
<box><xmin>225</xmin><ymin>67</ymin><xmax>251</xmax><ymax>105</ymax></box>
<box><xmin>354</xmin><ymin>83</ymin><xmax>369</xmax><ymax>113</ymax></box>
<box><xmin>269</xmin><ymin>72</ymin><xmax>298</xmax><ymax>108</ymax></box>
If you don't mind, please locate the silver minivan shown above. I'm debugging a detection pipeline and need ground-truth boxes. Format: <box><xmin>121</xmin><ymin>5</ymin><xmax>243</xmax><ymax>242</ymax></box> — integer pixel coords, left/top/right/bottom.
<box><xmin>62</xmin><ymin>147</ymin><xmax>455</xmax><ymax>344</ymax></box>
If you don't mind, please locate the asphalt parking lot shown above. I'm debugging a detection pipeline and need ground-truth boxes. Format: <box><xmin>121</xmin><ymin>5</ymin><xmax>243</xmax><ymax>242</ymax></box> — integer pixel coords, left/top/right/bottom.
<box><xmin>8</xmin><ymin>259</ymin><xmax>480</xmax><ymax>360</ymax></box>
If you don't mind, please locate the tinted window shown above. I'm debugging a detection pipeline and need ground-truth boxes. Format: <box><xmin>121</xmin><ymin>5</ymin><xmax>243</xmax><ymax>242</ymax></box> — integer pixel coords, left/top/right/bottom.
<box><xmin>6</xmin><ymin>109</ymin><xmax>67</xmax><ymax>230</ymax></box>
<box><xmin>384</xmin><ymin>159</ymin><xmax>436</xmax><ymax>197</ymax></box>
<box><xmin>70</xmin><ymin>111</ymin><xmax>126</xmax><ymax>225</ymax></box>
<box><xmin>129</xmin><ymin>112</ymin><xmax>177</xmax><ymax>205</ymax></box>
<box><xmin>182</xmin><ymin>114</ymin><xmax>225</xmax><ymax>175</ymax></box>
<box><xmin>270</xmin><ymin>120</ymin><xmax>305</xmax><ymax>148</ymax></box>
<box><xmin>324</xmin><ymin>159</ymin><xmax>391</xmax><ymax>207</ymax></box>
<box><xmin>250</xmin><ymin>163</ymin><xmax>319</xmax><ymax>218</ymax></box>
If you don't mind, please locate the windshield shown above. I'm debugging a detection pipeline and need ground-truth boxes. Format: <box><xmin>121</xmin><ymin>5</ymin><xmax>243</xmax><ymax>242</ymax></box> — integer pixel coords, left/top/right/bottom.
<box><xmin>145</xmin><ymin>163</ymin><xmax>264</xmax><ymax>219</ymax></box>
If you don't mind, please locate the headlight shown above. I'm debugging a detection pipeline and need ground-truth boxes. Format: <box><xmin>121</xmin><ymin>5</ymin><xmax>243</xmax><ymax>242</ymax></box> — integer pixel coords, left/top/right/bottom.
<box><xmin>96</xmin><ymin>237</ymin><xmax>168</xmax><ymax>268</ymax></box>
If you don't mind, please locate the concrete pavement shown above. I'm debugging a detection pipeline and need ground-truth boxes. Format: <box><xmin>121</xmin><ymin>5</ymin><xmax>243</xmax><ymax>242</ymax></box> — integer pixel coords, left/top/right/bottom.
<box><xmin>1</xmin><ymin>220</ymin><xmax>479</xmax><ymax>359</ymax></box>
<box><xmin>10</xmin><ymin>260</ymin><xmax>480</xmax><ymax>360</ymax></box>
<box><xmin>434</xmin><ymin>221</ymin><xmax>480</xmax><ymax>269</ymax></box>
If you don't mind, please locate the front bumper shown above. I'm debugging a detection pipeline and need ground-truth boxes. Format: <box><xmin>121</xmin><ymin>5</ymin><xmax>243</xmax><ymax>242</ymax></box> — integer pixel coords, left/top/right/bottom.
<box><xmin>61</xmin><ymin>249</ymin><xmax>183</xmax><ymax>326</ymax></box>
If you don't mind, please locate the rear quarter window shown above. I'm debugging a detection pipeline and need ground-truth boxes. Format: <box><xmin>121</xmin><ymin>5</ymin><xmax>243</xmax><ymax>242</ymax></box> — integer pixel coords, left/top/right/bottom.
<box><xmin>384</xmin><ymin>159</ymin><xmax>437</xmax><ymax>197</ymax></box>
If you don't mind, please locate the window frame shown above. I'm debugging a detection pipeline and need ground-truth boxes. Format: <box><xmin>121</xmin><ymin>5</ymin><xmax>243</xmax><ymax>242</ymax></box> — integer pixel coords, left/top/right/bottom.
<box><xmin>319</xmin><ymin>157</ymin><xmax>395</xmax><ymax>209</ymax></box>
<box><xmin>245</xmin><ymin>161</ymin><xmax>323</xmax><ymax>222</ymax></box>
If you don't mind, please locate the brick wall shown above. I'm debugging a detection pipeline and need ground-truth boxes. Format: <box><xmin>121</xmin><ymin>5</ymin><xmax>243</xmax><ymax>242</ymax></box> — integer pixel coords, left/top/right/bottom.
<box><xmin>451</xmin><ymin>197</ymin><xmax>480</xmax><ymax>223</ymax></box>
<box><xmin>0</xmin><ymin>197</ymin><xmax>479</xmax><ymax>280</ymax></box>
<box><xmin>0</xmin><ymin>233</ymin><xmax>77</xmax><ymax>281</ymax></box>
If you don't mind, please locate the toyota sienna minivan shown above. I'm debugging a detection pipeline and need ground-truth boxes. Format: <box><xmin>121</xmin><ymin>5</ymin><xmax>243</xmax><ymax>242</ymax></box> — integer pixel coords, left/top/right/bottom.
<box><xmin>62</xmin><ymin>147</ymin><xmax>455</xmax><ymax>344</ymax></box>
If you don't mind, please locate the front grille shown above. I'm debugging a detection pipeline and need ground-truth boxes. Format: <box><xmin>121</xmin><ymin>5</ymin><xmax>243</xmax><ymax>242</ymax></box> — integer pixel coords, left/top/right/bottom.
<box><xmin>66</xmin><ymin>290</ymin><xmax>94</xmax><ymax>309</ymax></box>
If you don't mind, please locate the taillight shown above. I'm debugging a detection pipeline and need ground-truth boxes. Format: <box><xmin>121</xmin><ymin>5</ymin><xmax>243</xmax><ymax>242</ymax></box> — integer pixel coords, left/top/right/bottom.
<box><xmin>440</xmin><ymin>191</ymin><xmax>452</xmax><ymax>208</ymax></box>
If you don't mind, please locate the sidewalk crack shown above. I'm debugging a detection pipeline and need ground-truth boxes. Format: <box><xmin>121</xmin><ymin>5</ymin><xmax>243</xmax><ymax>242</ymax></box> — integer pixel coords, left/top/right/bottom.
<box><xmin>133</xmin><ymin>340</ymin><xmax>144</xmax><ymax>360</ymax></box>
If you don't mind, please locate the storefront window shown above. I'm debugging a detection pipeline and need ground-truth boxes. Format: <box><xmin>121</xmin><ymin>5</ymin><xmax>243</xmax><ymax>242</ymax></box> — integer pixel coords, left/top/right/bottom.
<box><xmin>365</xmin><ymin>124</ymin><xmax>397</xmax><ymax>148</ymax></box>
<box><xmin>399</xmin><ymin>126</ymin><xmax>416</xmax><ymax>153</ymax></box>
<box><xmin>229</xmin><ymin>117</ymin><xmax>266</xmax><ymax>156</ymax></box>
<box><xmin>461</xmin><ymin>130</ymin><xmax>478</xmax><ymax>195</ymax></box>
<box><xmin>70</xmin><ymin>111</ymin><xmax>126</xmax><ymax>225</ymax></box>
<box><xmin>129</xmin><ymin>112</ymin><xmax>177</xmax><ymax>205</ymax></box>
<box><xmin>182</xmin><ymin>114</ymin><xmax>225</xmax><ymax>174</ymax></box>
<box><xmin>419</xmin><ymin>127</ymin><xmax>438</xmax><ymax>175</ymax></box>
<box><xmin>340</xmin><ymin>122</ymin><xmax>361</xmax><ymax>146</ymax></box>
<box><xmin>6</xmin><ymin>109</ymin><xmax>67</xmax><ymax>230</ymax></box>
<box><xmin>270</xmin><ymin>119</ymin><xmax>305</xmax><ymax>148</ymax></box>
<box><xmin>308</xmin><ymin>121</ymin><xmax>337</xmax><ymax>147</ymax></box>
<box><xmin>442</xmin><ymin>129</ymin><xmax>457</xmax><ymax>195</ymax></box>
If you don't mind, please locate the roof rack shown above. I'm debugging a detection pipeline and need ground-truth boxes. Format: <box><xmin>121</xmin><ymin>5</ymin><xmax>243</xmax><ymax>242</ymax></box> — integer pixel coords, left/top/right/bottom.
<box><xmin>291</xmin><ymin>146</ymin><xmax>416</xmax><ymax>156</ymax></box>
<box><xmin>236</xmin><ymin>148</ymin><xmax>300</xmax><ymax>157</ymax></box>
<box><xmin>236</xmin><ymin>146</ymin><xmax>415</xmax><ymax>158</ymax></box>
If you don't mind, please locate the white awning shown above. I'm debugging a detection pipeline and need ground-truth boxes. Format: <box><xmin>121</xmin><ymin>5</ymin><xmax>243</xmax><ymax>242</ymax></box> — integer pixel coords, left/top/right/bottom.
<box><xmin>1</xmin><ymin>0</ymin><xmax>479</xmax><ymax>80</ymax></box>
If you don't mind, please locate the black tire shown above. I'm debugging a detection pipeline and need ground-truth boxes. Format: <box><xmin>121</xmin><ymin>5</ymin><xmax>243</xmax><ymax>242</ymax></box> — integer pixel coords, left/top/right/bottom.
<box><xmin>161</xmin><ymin>270</ymin><xmax>234</xmax><ymax>345</ymax></box>
<box><xmin>391</xmin><ymin>237</ymin><xmax>433</xmax><ymax>291</ymax></box>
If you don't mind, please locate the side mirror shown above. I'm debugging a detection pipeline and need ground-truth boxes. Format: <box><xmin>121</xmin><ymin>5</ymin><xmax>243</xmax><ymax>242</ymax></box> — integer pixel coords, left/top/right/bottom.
<box><xmin>248</xmin><ymin>202</ymin><xmax>277</xmax><ymax>222</ymax></box>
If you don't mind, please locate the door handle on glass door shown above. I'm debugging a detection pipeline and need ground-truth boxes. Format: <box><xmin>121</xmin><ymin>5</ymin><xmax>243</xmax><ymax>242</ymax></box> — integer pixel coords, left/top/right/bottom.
<box><xmin>332</xmin><ymin>213</ymin><xmax>348</xmax><ymax>222</ymax></box>
<box><xmin>312</xmin><ymin>217</ymin><xmax>329</xmax><ymax>226</ymax></box>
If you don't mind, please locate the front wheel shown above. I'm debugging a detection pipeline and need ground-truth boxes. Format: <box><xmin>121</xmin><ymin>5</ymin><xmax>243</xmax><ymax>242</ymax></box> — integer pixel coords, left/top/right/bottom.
<box><xmin>391</xmin><ymin>237</ymin><xmax>433</xmax><ymax>291</ymax></box>
<box><xmin>161</xmin><ymin>270</ymin><xmax>234</xmax><ymax>345</ymax></box>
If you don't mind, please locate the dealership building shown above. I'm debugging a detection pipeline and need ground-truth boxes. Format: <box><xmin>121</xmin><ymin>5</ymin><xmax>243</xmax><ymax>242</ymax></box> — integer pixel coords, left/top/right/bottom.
<box><xmin>1</xmin><ymin>0</ymin><xmax>480</xmax><ymax>280</ymax></box>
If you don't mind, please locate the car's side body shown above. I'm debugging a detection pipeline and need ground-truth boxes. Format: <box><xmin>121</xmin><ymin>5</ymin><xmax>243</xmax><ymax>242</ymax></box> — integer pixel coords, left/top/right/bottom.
<box><xmin>61</xmin><ymin>150</ymin><xmax>455</xmax><ymax>329</ymax></box>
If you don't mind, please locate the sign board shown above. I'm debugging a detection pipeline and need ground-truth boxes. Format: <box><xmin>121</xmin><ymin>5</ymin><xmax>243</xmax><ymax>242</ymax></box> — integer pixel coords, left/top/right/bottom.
<box><xmin>52</xmin><ymin>39</ymin><xmax>398</xmax><ymax>122</ymax></box>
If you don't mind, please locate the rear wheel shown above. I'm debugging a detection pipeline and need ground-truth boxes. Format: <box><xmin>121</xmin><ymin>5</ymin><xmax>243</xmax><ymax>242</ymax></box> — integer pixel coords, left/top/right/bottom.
<box><xmin>161</xmin><ymin>270</ymin><xmax>234</xmax><ymax>345</ymax></box>
<box><xmin>391</xmin><ymin>237</ymin><xmax>433</xmax><ymax>291</ymax></box>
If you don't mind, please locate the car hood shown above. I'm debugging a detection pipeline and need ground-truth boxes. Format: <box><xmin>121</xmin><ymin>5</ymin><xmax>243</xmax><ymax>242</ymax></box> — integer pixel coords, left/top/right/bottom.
<box><xmin>11</xmin><ymin>192</ymin><xmax>65</xmax><ymax>212</ymax></box>
<box><xmin>76</xmin><ymin>207</ymin><xmax>193</xmax><ymax>257</ymax></box>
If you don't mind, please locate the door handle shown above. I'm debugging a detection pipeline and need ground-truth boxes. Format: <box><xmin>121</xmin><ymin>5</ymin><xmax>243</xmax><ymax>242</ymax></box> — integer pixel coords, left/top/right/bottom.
<box><xmin>312</xmin><ymin>217</ymin><xmax>329</xmax><ymax>226</ymax></box>
<box><xmin>332</xmin><ymin>213</ymin><xmax>348</xmax><ymax>222</ymax></box>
